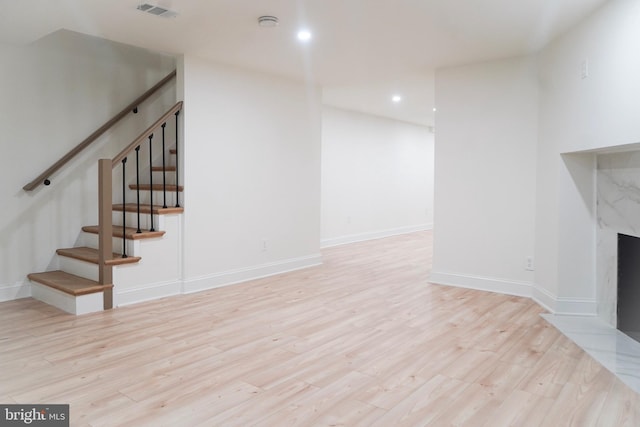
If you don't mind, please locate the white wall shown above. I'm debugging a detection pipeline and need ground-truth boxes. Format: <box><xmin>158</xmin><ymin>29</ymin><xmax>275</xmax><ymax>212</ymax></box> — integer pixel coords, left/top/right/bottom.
<box><xmin>533</xmin><ymin>0</ymin><xmax>640</xmax><ymax>313</ymax></box>
<box><xmin>321</xmin><ymin>107</ymin><xmax>434</xmax><ymax>247</ymax></box>
<box><xmin>180</xmin><ymin>55</ymin><xmax>322</xmax><ymax>293</ymax></box>
<box><xmin>431</xmin><ymin>55</ymin><xmax>538</xmax><ymax>297</ymax></box>
<box><xmin>0</xmin><ymin>30</ymin><xmax>175</xmax><ymax>302</ymax></box>
<box><xmin>432</xmin><ymin>0</ymin><xmax>640</xmax><ymax>315</ymax></box>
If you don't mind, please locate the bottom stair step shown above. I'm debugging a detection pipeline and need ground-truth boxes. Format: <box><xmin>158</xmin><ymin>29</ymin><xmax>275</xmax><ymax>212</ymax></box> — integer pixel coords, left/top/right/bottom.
<box><xmin>27</xmin><ymin>271</ymin><xmax>112</xmax><ymax>296</ymax></box>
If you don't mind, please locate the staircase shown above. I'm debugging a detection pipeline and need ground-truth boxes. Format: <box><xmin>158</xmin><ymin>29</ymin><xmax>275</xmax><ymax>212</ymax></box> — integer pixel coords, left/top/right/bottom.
<box><xmin>25</xmin><ymin>92</ymin><xmax>184</xmax><ymax>315</ymax></box>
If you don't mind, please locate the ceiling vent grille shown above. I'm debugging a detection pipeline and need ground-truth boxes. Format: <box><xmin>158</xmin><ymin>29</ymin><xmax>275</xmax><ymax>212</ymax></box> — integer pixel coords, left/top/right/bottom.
<box><xmin>137</xmin><ymin>3</ymin><xmax>178</xmax><ymax>18</ymax></box>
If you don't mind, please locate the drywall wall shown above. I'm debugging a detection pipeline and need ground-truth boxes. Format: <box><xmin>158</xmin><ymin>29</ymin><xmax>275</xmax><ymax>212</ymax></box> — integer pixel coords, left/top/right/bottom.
<box><xmin>0</xmin><ymin>30</ymin><xmax>176</xmax><ymax>301</ymax></box>
<box><xmin>534</xmin><ymin>0</ymin><xmax>640</xmax><ymax>312</ymax></box>
<box><xmin>431</xmin><ymin>55</ymin><xmax>538</xmax><ymax>297</ymax></box>
<box><xmin>320</xmin><ymin>106</ymin><xmax>433</xmax><ymax>247</ymax></box>
<box><xmin>180</xmin><ymin>55</ymin><xmax>322</xmax><ymax>292</ymax></box>
<box><xmin>432</xmin><ymin>0</ymin><xmax>640</xmax><ymax>314</ymax></box>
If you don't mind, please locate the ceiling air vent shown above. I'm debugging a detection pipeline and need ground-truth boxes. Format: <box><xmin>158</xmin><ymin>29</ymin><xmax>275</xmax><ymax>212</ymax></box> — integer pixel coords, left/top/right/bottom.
<box><xmin>137</xmin><ymin>3</ymin><xmax>178</xmax><ymax>18</ymax></box>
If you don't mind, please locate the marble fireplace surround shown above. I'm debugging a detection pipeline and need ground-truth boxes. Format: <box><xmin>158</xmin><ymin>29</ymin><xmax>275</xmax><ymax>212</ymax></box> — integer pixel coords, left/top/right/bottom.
<box><xmin>543</xmin><ymin>148</ymin><xmax>640</xmax><ymax>394</ymax></box>
<box><xmin>596</xmin><ymin>149</ymin><xmax>640</xmax><ymax>328</ymax></box>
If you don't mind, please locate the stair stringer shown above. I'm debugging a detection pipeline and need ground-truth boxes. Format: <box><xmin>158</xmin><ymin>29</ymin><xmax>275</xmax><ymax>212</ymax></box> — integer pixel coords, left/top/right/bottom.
<box><xmin>111</xmin><ymin>213</ymin><xmax>183</xmax><ymax>307</ymax></box>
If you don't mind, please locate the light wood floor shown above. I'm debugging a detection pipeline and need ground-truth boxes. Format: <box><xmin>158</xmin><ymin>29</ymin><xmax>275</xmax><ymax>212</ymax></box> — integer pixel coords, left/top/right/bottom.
<box><xmin>1</xmin><ymin>231</ymin><xmax>639</xmax><ymax>426</ymax></box>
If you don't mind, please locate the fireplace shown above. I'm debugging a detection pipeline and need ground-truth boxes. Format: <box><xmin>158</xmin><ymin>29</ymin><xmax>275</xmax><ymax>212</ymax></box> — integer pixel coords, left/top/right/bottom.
<box><xmin>596</xmin><ymin>151</ymin><xmax>640</xmax><ymax>331</ymax></box>
<box><xmin>541</xmin><ymin>151</ymin><xmax>640</xmax><ymax>396</ymax></box>
<box><xmin>617</xmin><ymin>233</ymin><xmax>640</xmax><ymax>342</ymax></box>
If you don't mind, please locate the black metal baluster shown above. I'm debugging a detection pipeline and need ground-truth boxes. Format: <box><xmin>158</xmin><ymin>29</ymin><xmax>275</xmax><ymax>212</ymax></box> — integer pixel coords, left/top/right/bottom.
<box><xmin>121</xmin><ymin>157</ymin><xmax>128</xmax><ymax>258</ymax></box>
<box><xmin>148</xmin><ymin>134</ymin><xmax>155</xmax><ymax>232</ymax></box>
<box><xmin>161</xmin><ymin>123</ymin><xmax>167</xmax><ymax>208</ymax></box>
<box><xmin>175</xmin><ymin>110</ymin><xmax>180</xmax><ymax>208</ymax></box>
<box><xmin>135</xmin><ymin>146</ymin><xmax>141</xmax><ymax>234</ymax></box>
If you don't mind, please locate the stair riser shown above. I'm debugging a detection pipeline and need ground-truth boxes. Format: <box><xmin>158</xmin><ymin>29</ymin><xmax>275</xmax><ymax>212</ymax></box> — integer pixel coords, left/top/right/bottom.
<box><xmin>58</xmin><ymin>252</ymin><xmax>144</xmax><ymax>281</ymax></box>
<box><xmin>148</xmin><ymin>173</ymin><xmax>178</xmax><ymax>183</ymax></box>
<box><xmin>81</xmin><ymin>234</ymin><xmax>142</xmax><ymax>257</ymax></box>
<box><xmin>126</xmin><ymin>175</ymin><xmax>179</xmax><ymax>190</ymax></box>
<box><xmin>31</xmin><ymin>282</ymin><xmax>104</xmax><ymax>315</ymax></box>
<box><xmin>111</xmin><ymin>212</ymin><xmax>167</xmax><ymax>232</ymax></box>
<box><xmin>58</xmin><ymin>257</ymin><xmax>98</xmax><ymax>282</ymax></box>
<box><xmin>77</xmin><ymin>210</ymin><xmax>170</xmax><ymax>258</ymax></box>
<box><xmin>121</xmin><ymin>191</ymin><xmax>181</xmax><ymax>208</ymax></box>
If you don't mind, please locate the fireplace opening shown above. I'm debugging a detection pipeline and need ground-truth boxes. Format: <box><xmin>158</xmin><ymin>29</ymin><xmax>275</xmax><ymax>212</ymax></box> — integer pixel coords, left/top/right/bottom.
<box><xmin>617</xmin><ymin>233</ymin><xmax>640</xmax><ymax>343</ymax></box>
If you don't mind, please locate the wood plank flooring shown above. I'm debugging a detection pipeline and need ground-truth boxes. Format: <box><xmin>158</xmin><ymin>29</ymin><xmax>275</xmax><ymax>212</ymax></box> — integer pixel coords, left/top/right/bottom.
<box><xmin>1</xmin><ymin>231</ymin><xmax>639</xmax><ymax>426</ymax></box>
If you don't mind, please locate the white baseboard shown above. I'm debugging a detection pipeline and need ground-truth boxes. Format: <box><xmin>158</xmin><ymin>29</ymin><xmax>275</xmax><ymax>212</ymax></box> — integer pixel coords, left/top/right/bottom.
<box><xmin>321</xmin><ymin>224</ymin><xmax>433</xmax><ymax>248</ymax></box>
<box><xmin>183</xmin><ymin>254</ymin><xmax>323</xmax><ymax>294</ymax></box>
<box><xmin>531</xmin><ymin>285</ymin><xmax>597</xmax><ymax>315</ymax></box>
<box><xmin>0</xmin><ymin>282</ymin><xmax>31</xmax><ymax>302</ymax></box>
<box><xmin>6</xmin><ymin>255</ymin><xmax>321</xmax><ymax>310</ymax></box>
<box><xmin>115</xmin><ymin>280</ymin><xmax>182</xmax><ymax>307</ymax></box>
<box><xmin>553</xmin><ymin>297</ymin><xmax>597</xmax><ymax>316</ymax></box>
<box><xmin>531</xmin><ymin>285</ymin><xmax>556</xmax><ymax>313</ymax></box>
<box><xmin>431</xmin><ymin>271</ymin><xmax>598</xmax><ymax>316</ymax></box>
<box><xmin>429</xmin><ymin>271</ymin><xmax>533</xmax><ymax>298</ymax></box>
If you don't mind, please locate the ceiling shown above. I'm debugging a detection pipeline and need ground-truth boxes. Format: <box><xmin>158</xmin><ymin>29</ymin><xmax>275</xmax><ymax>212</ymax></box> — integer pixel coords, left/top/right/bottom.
<box><xmin>0</xmin><ymin>0</ymin><xmax>609</xmax><ymax>126</ymax></box>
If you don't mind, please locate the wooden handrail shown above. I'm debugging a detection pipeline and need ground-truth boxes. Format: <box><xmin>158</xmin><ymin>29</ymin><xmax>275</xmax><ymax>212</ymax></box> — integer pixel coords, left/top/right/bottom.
<box><xmin>112</xmin><ymin>101</ymin><xmax>183</xmax><ymax>167</ymax></box>
<box><xmin>23</xmin><ymin>69</ymin><xmax>177</xmax><ymax>191</ymax></box>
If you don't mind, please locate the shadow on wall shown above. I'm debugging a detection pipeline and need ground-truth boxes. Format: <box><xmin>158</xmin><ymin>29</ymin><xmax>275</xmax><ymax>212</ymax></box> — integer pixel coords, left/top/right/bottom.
<box><xmin>561</xmin><ymin>152</ymin><xmax>596</xmax><ymax>212</ymax></box>
<box><xmin>0</xmin><ymin>29</ymin><xmax>177</xmax><ymax>294</ymax></box>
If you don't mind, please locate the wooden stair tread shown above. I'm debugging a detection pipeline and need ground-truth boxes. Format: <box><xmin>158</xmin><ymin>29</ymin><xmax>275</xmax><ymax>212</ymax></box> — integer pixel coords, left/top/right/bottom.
<box><xmin>112</xmin><ymin>204</ymin><xmax>184</xmax><ymax>215</ymax></box>
<box><xmin>82</xmin><ymin>225</ymin><xmax>165</xmax><ymax>240</ymax></box>
<box><xmin>27</xmin><ymin>271</ymin><xmax>112</xmax><ymax>296</ymax></box>
<box><xmin>151</xmin><ymin>166</ymin><xmax>176</xmax><ymax>172</ymax></box>
<box><xmin>129</xmin><ymin>184</ymin><xmax>184</xmax><ymax>192</ymax></box>
<box><xmin>56</xmin><ymin>247</ymin><xmax>141</xmax><ymax>265</ymax></box>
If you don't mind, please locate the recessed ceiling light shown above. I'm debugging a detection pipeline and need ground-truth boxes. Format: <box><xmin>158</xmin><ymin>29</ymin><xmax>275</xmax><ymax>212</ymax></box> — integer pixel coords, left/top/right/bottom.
<box><xmin>433</xmin><ymin>107</ymin><xmax>437</xmax><ymax>112</ymax></box>
<box><xmin>392</xmin><ymin>95</ymin><xmax>402</xmax><ymax>103</ymax></box>
<box><xmin>297</xmin><ymin>30</ymin><xmax>312</xmax><ymax>42</ymax></box>
<box><xmin>258</xmin><ymin>16</ymin><xmax>279</xmax><ymax>27</ymax></box>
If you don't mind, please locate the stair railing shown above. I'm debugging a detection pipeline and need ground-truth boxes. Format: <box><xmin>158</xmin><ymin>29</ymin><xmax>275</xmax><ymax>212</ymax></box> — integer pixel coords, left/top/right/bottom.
<box><xmin>98</xmin><ymin>101</ymin><xmax>183</xmax><ymax>309</ymax></box>
<box><xmin>23</xmin><ymin>70</ymin><xmax>177</xmax><ymax>191</ymax></box>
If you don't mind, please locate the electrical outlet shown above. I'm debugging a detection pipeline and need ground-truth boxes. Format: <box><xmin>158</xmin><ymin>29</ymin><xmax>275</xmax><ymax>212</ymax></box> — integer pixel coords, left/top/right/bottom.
<box><xmin>262</xmin><ymin>239</ymin><xmax>268</xmax><ymax>252</ymax></box>
<box><xmin>525</xmin><ymin>256</ymin><xmax>534</xmax><ymax>271</ymax></box>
